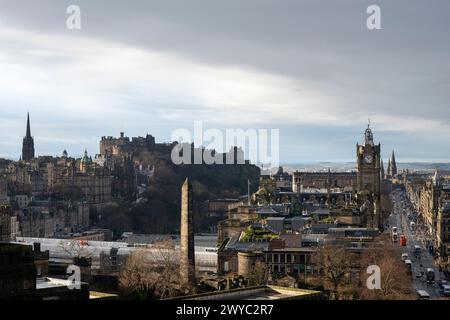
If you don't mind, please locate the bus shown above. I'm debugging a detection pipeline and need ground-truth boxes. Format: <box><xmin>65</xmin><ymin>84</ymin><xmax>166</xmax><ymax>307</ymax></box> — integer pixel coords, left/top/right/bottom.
<box><xmin>400</xmin><ymin>235</ymin><xmax>407</xmax><ymax>246</ymax></box>
<box><xmin>417</xmin><ymin>290</ymin><xmax>430</xmax><ymax>300</ymax></box>
<box><xmin>426</xmin><ymin>268</ymin><xmax>435</xmax><ymax>284</ymax></box>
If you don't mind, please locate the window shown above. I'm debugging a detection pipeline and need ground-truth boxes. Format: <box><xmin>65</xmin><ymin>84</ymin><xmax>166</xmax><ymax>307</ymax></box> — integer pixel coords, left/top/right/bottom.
<box><xmin>300</xmin><ymin>254</ymin><xmax>305</xmax><ymax>264</ymax></box>
<box><xmin>224</xmin><ymin>261</ymin><xmax>229</xmax><ymax>272</ymax></box>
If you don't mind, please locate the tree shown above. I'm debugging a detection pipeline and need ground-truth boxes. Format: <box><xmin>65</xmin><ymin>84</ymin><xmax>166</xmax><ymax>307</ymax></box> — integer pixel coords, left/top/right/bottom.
<box><xmin>358</xmin><ymin>235</ymin><xmax>414</xmax><ymax>300</ymax></box>
<box><xmin>312</xmin><ymin>244</ymin><xmax>358</xmax><ymax>299</ymax></box>
<box><xmin>246</xmin><ymin>260</ymin><xmax>270</xmax><ymax>286</ymax></box>
<box><xmin>59</xmin><ymin>239</ymin><xmax>92</xmax><ymax>262</ymax></box>
<box><xmin>119</xmin><ymin>240</ymin><xmax>191</xmax><ymax>299</ymax></box>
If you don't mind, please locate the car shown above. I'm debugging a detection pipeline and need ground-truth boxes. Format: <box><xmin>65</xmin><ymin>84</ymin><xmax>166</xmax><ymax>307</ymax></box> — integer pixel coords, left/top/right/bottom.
<box><xmin>417</xmin><ymin>290</ymin><xmax>430</xmax><ymax>300</ymax></box>
<box><xmin>443</xmin><ymin>285</ymin><xmax>450</xmax><ymax>297</ymax></box>
<box><xmin>416</xmin><ymin>272</ymin><xmax>423</xmax><ymax>279</ymax></box>
<box><xmin>405</xmin><ymin>259</ymin><xmax>412</xmax><ymax>269</ymax></box>
<box><xmin>438</xmin><ymin>279</ymin><xmax>448</xmax><ymax>288</ymax></box>
<box><xmin>401</xmin><ymin>253</ymin><xmax>408</xmax><ymax>261</ymax></box>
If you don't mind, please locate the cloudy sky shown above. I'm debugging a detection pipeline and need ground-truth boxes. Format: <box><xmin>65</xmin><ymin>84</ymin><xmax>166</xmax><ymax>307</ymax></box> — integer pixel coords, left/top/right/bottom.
<box><xmin>0</xmin><ymin>0</ymin><xmax>449</xmax><ymax>163</ymax></box>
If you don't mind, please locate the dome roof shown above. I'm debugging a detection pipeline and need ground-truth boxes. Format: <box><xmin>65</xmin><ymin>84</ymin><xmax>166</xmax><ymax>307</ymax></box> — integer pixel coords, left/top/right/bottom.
<box><xmin>81</xmin><ymin>149</ymin><xmax>92</xmax><ymax>164</ymax></box>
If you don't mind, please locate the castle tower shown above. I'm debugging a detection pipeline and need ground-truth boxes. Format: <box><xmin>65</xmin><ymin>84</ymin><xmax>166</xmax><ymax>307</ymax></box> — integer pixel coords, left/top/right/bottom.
<box><xmin>180</xmin><ymin>178</ymin><xmax>196</xmax><ymax>287</ymax></box>
<box><xmin>22</xmin><ymin>112</ymin><xmax>35</xmax><ymax>161</ymax></box>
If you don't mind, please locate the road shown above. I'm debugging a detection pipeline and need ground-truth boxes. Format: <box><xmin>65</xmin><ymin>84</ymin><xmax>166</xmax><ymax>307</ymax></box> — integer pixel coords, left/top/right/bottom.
<box><xmin>388</xmin><ymin>189</ymin><xmax>445</xmax><ymax>299</ymax></box>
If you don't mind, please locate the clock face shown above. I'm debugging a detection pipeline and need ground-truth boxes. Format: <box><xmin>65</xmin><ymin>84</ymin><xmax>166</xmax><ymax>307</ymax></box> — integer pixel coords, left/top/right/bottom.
<box><xmin>364</xmin><ymin>154</ymin><xmax>373</xmax><ymax>164</ymax></box>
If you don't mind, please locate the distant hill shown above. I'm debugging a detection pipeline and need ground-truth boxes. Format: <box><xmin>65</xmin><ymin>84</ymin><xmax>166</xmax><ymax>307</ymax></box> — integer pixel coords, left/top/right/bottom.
<box><xmin>98</xmin><ymin>150</ymin><xmax>260</xmax><ymax>235</ymax></box>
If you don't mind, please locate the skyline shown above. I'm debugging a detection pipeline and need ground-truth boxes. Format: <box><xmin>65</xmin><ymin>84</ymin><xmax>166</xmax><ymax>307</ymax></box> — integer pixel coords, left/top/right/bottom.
<box><xmin>5</xmin><ymin>112</ymin><xmax>450</xmax><ymax>166</ymax></box>
<box><xmin>1</xmin><ymin>1</ymin><xmax>450</xmax><ymax>162</ymax></box>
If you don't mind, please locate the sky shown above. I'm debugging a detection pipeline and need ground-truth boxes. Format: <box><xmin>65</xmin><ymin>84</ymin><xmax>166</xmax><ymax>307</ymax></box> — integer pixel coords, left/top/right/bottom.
<box><xmin>0</xmin><ymin>0</ymin><xmax>449</xmax><ymax>163</ymax></box>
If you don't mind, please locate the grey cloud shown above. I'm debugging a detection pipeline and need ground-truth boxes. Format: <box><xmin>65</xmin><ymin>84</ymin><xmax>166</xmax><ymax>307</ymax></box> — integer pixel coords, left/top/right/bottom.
<box><xmin>0</xmin><ymin>0</ymin><xmax>449</xmax><ymax>161</ymax></box>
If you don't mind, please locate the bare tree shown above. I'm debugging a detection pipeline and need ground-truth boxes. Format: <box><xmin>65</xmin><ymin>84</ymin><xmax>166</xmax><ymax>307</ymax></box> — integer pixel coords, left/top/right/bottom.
<box><xmin>246</xmin><ymin>260</ymin><xmax>270</xmax><ymax>286</ymax></box>
<box><xmin>358</xmin><ymin>236</ymin><xmax>414</xmax><ymax>300</ymax></box>
<box><xmin>59</xmin><ymin>239</ymin><xmax>92</xmax><ymax>265</ymax></box>
<box><xmin>119</xmin><ymin>240</ymin><xmax>190</xmax><ymax>299</ymax></box>
<box><xmin>312</xmin><ymin>244</ymin><xmax>358</xmax><ymax>299</ymax></box>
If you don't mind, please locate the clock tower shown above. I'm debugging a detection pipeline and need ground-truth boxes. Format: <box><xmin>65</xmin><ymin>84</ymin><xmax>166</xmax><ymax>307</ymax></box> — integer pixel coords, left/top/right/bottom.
<box><xmin>356</xmin><ymin>123</ymin><xmax>381</xmax><ymax>229</ymax></box>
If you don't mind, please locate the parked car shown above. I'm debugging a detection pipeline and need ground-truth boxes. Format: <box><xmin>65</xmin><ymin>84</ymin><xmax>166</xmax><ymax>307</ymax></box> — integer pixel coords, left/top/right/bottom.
<box><xmin>401</xmin><ymin>253</ymin><xmax>408</xmax><ymax>261</ymax></box>
<box><xmin>405</xmin><ymin>259</ymin><xmax>412</xmax><ymax>270</ymax></box>
<box><xmin>438</xmin><ymin>279</ymin><xmax>448</xmax><ymax>289</ymax></box>
<box><xmin>443</xmin><ymin>285</ymin><xmax>450</xmax><ymax>297</ymax></box>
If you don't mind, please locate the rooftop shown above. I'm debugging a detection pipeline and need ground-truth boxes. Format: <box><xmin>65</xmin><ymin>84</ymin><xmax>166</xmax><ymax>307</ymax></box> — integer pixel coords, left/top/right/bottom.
<box><xmin>170</xmin><ymin>285</ymin><xmax>322</xmax><ymax>300</ymax></box>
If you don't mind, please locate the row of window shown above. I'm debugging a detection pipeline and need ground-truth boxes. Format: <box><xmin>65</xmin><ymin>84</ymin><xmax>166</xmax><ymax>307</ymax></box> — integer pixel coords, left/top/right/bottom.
<box><xmin>265</xmin><ymin>253</ymin><xmax>308</xmax><ymax>264</ymax></box>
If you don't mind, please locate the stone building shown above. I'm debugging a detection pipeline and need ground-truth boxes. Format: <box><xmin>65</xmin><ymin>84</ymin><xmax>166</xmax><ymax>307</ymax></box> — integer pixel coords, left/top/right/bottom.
<box><xmin>292</xmin><ymin>171</ymin><xmax>356</xmax><ymax>192</ymax></box>
<box><xmin>0</xmin><ymin>242</ymin><xmax>88</xmax><ymax>300</ymax></box>
<box><xmin>16</xmin><ymin>200</ymin><xmax>89</xmax><ymax>238</ymax></box>
<box><xmin>94</xmin><ymin>153</ymin><xmax>136</xmax><ymax>200</ymax></box>
<box><xmin>46</xmin><ymin>152</ymin><xmax>113</xmax><ymax>206</ymax></box>
<box><xmin>405</xmin><ymin>170</ymin><xmax>450</xmax><ymax>238</ymax></box>
<box><xmin>437</xmin><ymin>201</ymin><xmax>450</xmax><ymax>267</ymax></box>
<box><xmin>100</xmin><ymin>132</ymin><xmax>156</xmax><ymax>157</ymax></box>
<box><xmin>0</xmin><ymin>205</ymin><xmax>18</xmax><ymax>242</ymax></box>
<box><xmin>355</xmin><ymin>124</ymin><xmax>382</xmax><ymax>229</ymax></box>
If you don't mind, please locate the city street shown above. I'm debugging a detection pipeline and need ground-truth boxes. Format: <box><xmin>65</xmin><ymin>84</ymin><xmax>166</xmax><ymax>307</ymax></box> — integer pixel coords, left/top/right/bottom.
<box><xmin>389</xmin><ymin>189</ymin><xmax>446</xmax><ymax>299</ymax></box>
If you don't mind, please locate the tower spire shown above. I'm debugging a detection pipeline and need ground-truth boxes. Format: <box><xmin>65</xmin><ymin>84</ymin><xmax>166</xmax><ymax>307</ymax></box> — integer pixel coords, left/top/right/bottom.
<box><xmin>390</xmin><ymin>150</ymin><xmax>397</xmax><ymax>177</ymax></box>
<box><xmin>26</xmin><ymin>112</ymin><xmax>31</xmax><ymax>137</ymax></box>
<box><xmin>22</xmin><ymin>112</ymin><xmax>35</xmax><ymax>161</ymax></box>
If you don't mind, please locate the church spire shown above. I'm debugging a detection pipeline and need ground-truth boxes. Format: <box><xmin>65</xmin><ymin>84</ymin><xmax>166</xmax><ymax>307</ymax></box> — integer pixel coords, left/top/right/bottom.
<box><xmin>390</xmin><ymin>150</ymin><xmax>397</xmax><ymax>176</ymax></box>
<box><xmin>26</xmin><ymin>112</ymin><xmax>31</xmax><ymax>137</ymax></box>
<box><xmin>22</xmin><ymin>112</ymin><xmax>35</xmax><ymax>161</ymax></box>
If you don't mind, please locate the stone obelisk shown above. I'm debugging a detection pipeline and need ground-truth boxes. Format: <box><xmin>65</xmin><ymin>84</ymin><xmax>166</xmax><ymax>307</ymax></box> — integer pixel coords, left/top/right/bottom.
<box><xmin>180</xmin><ymin>178</ymin><xmax>196</xmax><ymax>287</ymax></box>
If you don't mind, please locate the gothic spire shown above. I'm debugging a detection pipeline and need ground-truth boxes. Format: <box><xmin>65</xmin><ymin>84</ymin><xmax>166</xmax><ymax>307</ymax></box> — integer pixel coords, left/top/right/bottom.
<box><xmin>22</xmin><ymin>112</ymin><xmax>35</xmax><ymax>161</ymax></box>
<box><xmin>390</xmin><ymin>150</ymin><xmax>397</xmax><ymax>176</ymax></box>
<box><xmin>26</xmin><ymin>112</ymin><xmax>31</xmax><ymax>137</ymax></box>
<box><xmin>387</xmin><ymin>158</ymin><xmax>391</xmax><ymax>176</ymax></box>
